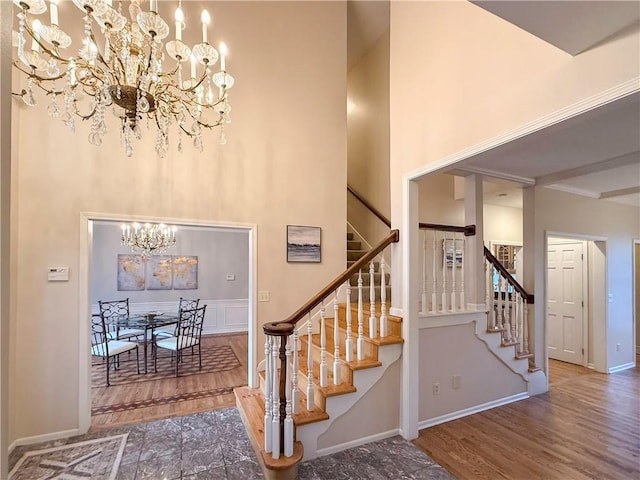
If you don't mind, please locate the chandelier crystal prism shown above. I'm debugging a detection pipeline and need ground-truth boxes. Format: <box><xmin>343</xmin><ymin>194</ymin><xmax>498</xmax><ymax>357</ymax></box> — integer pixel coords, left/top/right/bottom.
<box><xmin>121</xmin><ymin>222</ymin><xmax>176</xmax><ymax>257</ymax></box>
<box><xmin>12</xmin><ymin>0</ymin><xmax>235</xmax><ymax>157</ymax></box>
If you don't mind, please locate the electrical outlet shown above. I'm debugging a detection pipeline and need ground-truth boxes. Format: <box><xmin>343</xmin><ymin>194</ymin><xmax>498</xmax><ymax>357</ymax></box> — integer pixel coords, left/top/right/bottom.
<box><xmin>432</xmin><ymin>383</ymin><xmax>440</xmax><ymax>395</ymax></box>
<box><xmin>258</xmin><ymin>291</ymin><xmax>270</xmax><ymax>302</ymax></box>
<box><xmin>452</xmin><ymin>375</ymin><xmax>461</xmax><ymax>390</ymax></box>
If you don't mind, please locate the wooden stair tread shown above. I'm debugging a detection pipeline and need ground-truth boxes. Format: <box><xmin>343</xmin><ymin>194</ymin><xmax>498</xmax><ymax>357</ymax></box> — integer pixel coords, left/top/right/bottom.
<box><xmin>339</xmin><ymin>304</ymin><xmax>403</xmax><ymax>323</ymax></box>
<box><xmin>293</xmin><ymin>390</ymin><xmax>330</xmax><ymax>426</ymax></box>
<box><xmin>295</xmin><ymin>356</ymin><xmax>358</xmax><ymax>397</ymax></box>
<box><xmin>306</xmin><ymin>329</ymin><xmax>403</xmax><ymax>350</ymax></box>
<box><xmin>235</xmin><ymin>386</ymin><xmax>304</xmax><ymax>471</ymax></box>
<box><xmin>515</xmin><ymin>351</ymin><xmax>534</xmax><ymax>360</ymax></box>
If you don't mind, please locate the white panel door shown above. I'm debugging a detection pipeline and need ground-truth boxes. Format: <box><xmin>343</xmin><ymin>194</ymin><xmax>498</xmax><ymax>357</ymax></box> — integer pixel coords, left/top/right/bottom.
<box><xmin>547</xmin><ymin>242</ymin><xmax>584</xmax><ymax>364</ymax></box>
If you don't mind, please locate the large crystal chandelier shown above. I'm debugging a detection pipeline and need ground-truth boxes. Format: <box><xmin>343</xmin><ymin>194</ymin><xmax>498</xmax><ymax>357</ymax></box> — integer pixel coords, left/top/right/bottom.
<box><xmin>12</xmin><ymin>0</ymin><xmax>235</xmax><ymax>157</ymax></box>
<box><xmin>121</xmin><ymin>222</ymin><xmax>176</xmax><ymax>257</ymax></box>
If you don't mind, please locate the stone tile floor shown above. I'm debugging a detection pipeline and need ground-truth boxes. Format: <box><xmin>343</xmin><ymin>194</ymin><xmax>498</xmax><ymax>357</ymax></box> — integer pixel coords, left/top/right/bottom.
<box><xmin>9</xmin><ymin>408</ymin><xmax>456</xmax><ymax>479</ymax></box>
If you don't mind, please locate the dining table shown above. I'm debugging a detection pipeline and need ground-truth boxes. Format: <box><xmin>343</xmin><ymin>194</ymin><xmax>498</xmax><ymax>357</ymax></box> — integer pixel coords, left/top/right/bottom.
<box><xmin>108</xmin><ymin>312</ymin><xmax>179</xmax><ymax>374</ymax></box>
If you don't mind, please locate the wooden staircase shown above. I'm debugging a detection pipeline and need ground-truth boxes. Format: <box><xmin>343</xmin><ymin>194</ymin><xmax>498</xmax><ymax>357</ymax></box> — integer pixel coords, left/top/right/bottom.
<box><xmin>235</xmin><ymin>232</ymin><xmax>402</xmax><ymax>479</ymax></box>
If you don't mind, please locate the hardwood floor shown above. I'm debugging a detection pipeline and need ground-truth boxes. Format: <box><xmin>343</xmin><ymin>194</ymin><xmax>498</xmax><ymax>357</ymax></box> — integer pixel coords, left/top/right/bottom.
<box><xmin>91</xmin><ymin>333</ymin><xmax>248</xmax><ymax>431</ymax></box>
<box><xmin>414</xmin><ymin>358</ymin><xmax>640</xmax><ymax>480</ymax></box>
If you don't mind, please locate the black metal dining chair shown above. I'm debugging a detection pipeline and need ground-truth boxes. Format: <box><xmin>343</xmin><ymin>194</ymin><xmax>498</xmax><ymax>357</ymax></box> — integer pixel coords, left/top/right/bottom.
<box><xmin>91</xmin><ymin>314</ymin><xmax>140</xmax><ymax>386</ymax></box>
<box><xmin>154</xmin><ymin>305</ymin><xmax>207</xmax><ymax>377</ymax></box>
<box><xmin>153</xmin><ymin>297</ymin><xmax>200</xmax><ymax>340</ymax></box>
<box><xmin>98</xmin><ymin>298</ymin><xmax>145</xmax><ymax>342</ymax></box>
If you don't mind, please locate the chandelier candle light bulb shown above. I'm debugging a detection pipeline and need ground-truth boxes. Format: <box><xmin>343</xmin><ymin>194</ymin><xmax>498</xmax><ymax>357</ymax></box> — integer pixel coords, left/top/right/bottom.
<box><xmin>31</xmin><ymin>19</ymin><xmax>41</xmax><ymax>53</ymax></box>
<box><xmin>220</xmin><ymin>42</ymin><xmax>226</xmax><ymax>71</ymax></box>
<box><xmin>49</xmin><ymin>0</ymin><xmax>58</xmax><ymax>26</ymax></box>
<box><xmin>175</xmin><ymin>7</ymin><xmax>184</xmax><ymax>41</ymax></box>
<box><xmin>201</xmin><ymin>9</ymin><xmax>210</xmax><ymax>43</ymax></box>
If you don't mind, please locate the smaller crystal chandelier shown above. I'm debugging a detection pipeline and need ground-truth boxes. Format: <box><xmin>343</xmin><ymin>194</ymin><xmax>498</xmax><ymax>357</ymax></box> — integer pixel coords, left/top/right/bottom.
<box><xmin>121</xmin><ymin>222</ymin><xmax>176</xmax><ymax>257</ymax></box>
<box><xmin>12</xmin><ymin>0</ymin><xmax>235</xmax><ymax>157</ymax></box>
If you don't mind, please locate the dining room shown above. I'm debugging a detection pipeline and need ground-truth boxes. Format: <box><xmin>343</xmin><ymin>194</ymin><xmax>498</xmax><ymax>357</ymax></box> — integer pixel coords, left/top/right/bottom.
<box><xmin>89</xmin><ymin>220</ymin><xmax>251</xmax><ymax>429</ymax></box>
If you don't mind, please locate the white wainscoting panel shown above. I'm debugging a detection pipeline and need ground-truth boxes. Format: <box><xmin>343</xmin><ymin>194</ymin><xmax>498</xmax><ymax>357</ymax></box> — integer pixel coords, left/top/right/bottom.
<box><xmin>91</xmin><ymin>298</ymin><xmax>248</xmax><ymax>335</ymax></box>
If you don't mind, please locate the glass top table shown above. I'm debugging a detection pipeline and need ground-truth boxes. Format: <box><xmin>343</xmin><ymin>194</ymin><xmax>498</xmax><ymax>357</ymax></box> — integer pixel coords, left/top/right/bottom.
<box><xmin>108</xmin><ymin>313</ymin><xmax>179</xmax><ymax>374</ymax></box>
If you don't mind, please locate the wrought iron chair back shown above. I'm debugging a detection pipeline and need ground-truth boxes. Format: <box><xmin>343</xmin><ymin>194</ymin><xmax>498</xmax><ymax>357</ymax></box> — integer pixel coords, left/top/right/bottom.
<box><xmin>178</xmin><ymin>297</ymin><xmax>200</xmax><ymax>313</ymax></box>
<box><xmin>154</xmin><ymin>305</ymin><xmax>207</xmax><ymax>376</ymax></box>
<box><xmin>98</xmin><ymin>298</ymin><xmax>144</xmax><ymax>341</ymax></box>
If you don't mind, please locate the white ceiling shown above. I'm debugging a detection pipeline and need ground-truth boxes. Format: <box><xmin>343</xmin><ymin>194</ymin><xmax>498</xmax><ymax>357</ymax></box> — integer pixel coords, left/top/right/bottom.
<box><xmin>471</xmin><ymin>1</ymin><xmax>640</xmax><ymax>55</ymax></box>
<box><xmin>452</xmin><ymin>92</ymin><xmax>640</xmax><ymax>207</ymax></box>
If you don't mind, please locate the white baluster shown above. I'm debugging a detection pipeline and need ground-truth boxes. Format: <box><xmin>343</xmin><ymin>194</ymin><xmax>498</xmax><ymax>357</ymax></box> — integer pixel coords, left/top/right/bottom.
<box><xmin>421</xmin><ymin>231</ymin><xmax>428</xmax><ymax>314</ymax></box>
<box><xmin>431</xmin><ymin>231</ymin><xmax>437</xmax><ymax>314</ymax></box>
<box><xmin>319</xmin><ymin>302</ymin><xmax>328</xmax><ymax>387</ymax></box>
<box><xmin>357</xmin><ymin>270</ymin><xmax>365</xmax><ymax>361</ymax></box>
<box><xmin>503</xmin><ymin>280</ymin><xmax>512</xmax><ymax>342</ymax></box>
<box><xmin>369</xmin><ymin>261</ymin><xmax>377</xmax><ymax>338</ymax></box>
<box><xmin>485</xmin><ymin>259</ymin><xmax>493</xmax><ymax>328</ymax></box>
<box><xmin>291</xmin><ymin>328</ymin><xmax>299</xmax><ymax>414</ymax></box>
<box><xmin>442</xmin><ymin>233</ymin><xmax>448</xmax><ymax>312</ymax></box>
<box><xmin>523</xmin><ymin>299</ymin><xmax>529</xmax><ymax>352</ymax></box>
<box><xmin>264</xmin><ymin>336</ymin><xmax>272</xmax><ymax>453</ymax></box>
<box><xmin>460</xmin><ymin>236</ymin><xmax>466</xmax><ymax>311</ymax></box>
<box><xmin>306</xmin><ymin>313</ymin><xmax>314</xmax><ymax>411</ymax></box>
<box><xmin>496</xmin><ymin>271</ymin><xmax>503</xmax><ymax>330</ymax></box>
<box><xmin>451</xmin><ymin>235</ymin><xmax>457</xmax><ymax>313</ymax></box>
<box><xmin>379</xmin><ymin>257</ymin><xmax>388</xmax><ymax>337</ymax></box>
<box><xmin>284</xmin><ymin>338</ymin><xmax>293</xmax><ymax>457</ymax></box>
<box><xmin>515</xmin><ymin>293</ymin><xmax>522</xmax><ymax>352</ymax></box>
<box><xmin>333</xmin><ymin>292</ymin><xmax>341</xmax><ymax>385</ymax></box>
<box><xmin>345</xmin><ymin>282</ymin><xmax>354</xmax><ymax>362</ymax></box>
<box><xmin>271</xmin><ymin>337</ymin><xmax>280</xmax><ymax>460</ymax></box>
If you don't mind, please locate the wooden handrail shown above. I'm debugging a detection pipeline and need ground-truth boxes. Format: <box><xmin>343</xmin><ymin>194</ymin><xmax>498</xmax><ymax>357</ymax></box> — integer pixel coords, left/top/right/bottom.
<box><xmin>264</xmin><ymin>229</ymin><xmax>400</xmax><ymax>335</ymax></box>
<box><xmin>484</xmin><ymin>246</ymin><xmax>534</xmax><ymax>304</ymax></box>
<box><xmin>347</xmin><ymin>184</ymin><xmax>391</xmax><ymax>228</ymax></box>
<box><xmin>419</xmin><ymin>223</ymin><xmax>476</xmax><ymax>237</ymax></box>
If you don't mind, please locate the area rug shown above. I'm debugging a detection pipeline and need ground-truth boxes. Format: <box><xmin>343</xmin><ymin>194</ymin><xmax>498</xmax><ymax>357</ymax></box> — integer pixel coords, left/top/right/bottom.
<box><xmin>91</xmin><ymin>344</ymin><xmax>240</xmax><ymax>387</ymax></box>
<box><xmin>92</xmin><ymin>384</ymin><xmax>246</xmax><ymax>415</ymax></box>
<box><xmin>9</xmin><ymin>434</ymin><xmax>128</xmax><ymax>480</ymax></box>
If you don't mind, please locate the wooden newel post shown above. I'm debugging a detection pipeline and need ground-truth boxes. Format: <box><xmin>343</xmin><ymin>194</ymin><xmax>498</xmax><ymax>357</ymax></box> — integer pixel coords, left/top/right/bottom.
<box><xmin>263</xmin><ymin>321</ymin><xmax>295</xmax><ymax>456</ymax></box>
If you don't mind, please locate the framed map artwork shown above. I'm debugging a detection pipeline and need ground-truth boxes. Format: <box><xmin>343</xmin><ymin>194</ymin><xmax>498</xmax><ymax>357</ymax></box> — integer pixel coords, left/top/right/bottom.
<box><xmin>117</xmin><ymin>254</ymin><xmax>145</xmax><ymax>291</ymax></box>
<box><xmin>172</xmin><ymin>255</ymin><xmax>198</xmax><ymax>290</ymax></box>
<box><xmin>146</xmin><ymin>255</ymin><xmax>173</xmax><ymax>290</ymax></box>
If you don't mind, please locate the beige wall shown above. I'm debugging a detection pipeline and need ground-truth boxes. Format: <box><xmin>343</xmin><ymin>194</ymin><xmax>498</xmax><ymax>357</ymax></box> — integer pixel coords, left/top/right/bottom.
<box><xmin>317</xmin><ymin>358</ymin><xmax>400</xmax><ymax>450</ymax></box>
<box><xmin>390</xmin><ymin>1</ymin><xmax>639</xmax><ymax>183</ymax></box>
<box><xmin>347</xmin><ymin>30</ymin><xmax>390</xmax><ymax>245</ymax></box>
<box><xmin>417</xmin><ymin>174</ymin><xmax>522</xmax><ymax>245</ymax></box>
<box><xmin>419</xmin><ymin>321</ymin><xmax>526</xmax><ymax>421</ymax></box>
<box><xmin>1</xmin><ymin>1</ymin><xmax>12</xmax><ymax>475</ymax></box>
<box><xmin>9</xmin><ymin>1</ymin><xmax>347</xmax><ymax>443</ymax></box>
<box><xmin>636</xmin><ymin>243</ymin><xmax>640</xmax><ymax>353</ymax></box>
<box><xmin>533</xmin><ymin>188</ymin><xmax>640</xmax><ymax>371</ymax></box>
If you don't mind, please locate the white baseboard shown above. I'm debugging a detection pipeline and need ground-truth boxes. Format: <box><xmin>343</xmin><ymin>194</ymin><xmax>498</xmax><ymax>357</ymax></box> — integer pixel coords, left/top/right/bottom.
<box><xmin>418</xmin><ymin>392</ymin><xmax>529</xmax><ymax>430</ymax></box>
<box><xmin>9</xmin><ymin>428</ymin><xmax>81</xmax><ymax>453</ymax></box>
<box><xmin>316</xmin><ymin>428</ymin><xmax>400</xmax><ymax>457</ymax></box>
<box><xmin>608</xmin><ymin>362</ymin><xmax>636</xmax><ymax>374</ymax></box>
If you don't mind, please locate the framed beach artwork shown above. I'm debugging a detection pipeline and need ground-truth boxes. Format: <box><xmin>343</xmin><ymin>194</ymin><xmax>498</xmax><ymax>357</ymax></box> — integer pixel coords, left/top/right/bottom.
<box><xmin>117</xmin><ymin>254</ymin><xmax>145</xmax><ymax>291</ymax></box>
<box><xmin>444</xmin><ymin>238</ymin><xmax>464</xmax><ymax>268</ymax></box>
<box><xmin>287</xmin><ymin>225</ymin><xmax>321</xmax><ymax>263</ymax></box>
